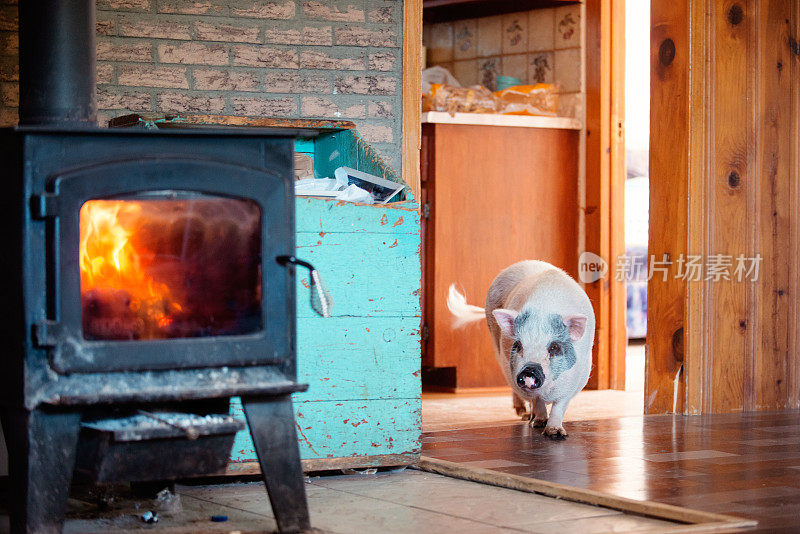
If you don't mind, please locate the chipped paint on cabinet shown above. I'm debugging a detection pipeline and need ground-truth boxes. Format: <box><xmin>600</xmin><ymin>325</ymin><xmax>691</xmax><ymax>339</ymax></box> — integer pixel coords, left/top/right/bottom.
<box><xmin>230</xmin><ymin>196</ymin><xmax>422</xmax><ymax>469</ymax></box>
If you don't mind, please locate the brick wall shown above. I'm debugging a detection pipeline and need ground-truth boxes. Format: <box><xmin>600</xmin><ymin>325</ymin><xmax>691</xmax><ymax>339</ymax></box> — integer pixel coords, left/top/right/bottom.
<box><xmin>424</xmin><ymin>4</ymin><xmax>584</xmax><ymax>120</ymax></box>
<box><xmin>0</xmin><ymin>0</ymin><xmax>404</xmax><ymax>169</ymax></box>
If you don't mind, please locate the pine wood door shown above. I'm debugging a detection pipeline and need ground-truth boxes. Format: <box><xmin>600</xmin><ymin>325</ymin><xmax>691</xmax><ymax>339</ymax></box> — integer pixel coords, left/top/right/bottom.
<box><xmin>647</xmin><ymin>0</ymin><xmax>800</xmax><ymax>414</ymax></box>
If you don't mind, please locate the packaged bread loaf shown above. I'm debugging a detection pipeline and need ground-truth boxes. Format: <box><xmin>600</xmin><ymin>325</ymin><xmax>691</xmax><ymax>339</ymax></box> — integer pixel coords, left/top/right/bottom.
<box><xmin>427</xmin><ymin>84</ymin><xmax>501</xmax><ymax>115</ymax></box>
<box><xmin>494</xmin><ymin>84</ymin><xmax>559</xmax><ymax>116</ymax></box>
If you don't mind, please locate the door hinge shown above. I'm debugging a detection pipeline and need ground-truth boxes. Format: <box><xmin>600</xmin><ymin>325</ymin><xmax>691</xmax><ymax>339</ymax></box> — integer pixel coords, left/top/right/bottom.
<box><xmin>31</xmin><ymin>193</ymin><xmax>59</xmax><ymax>219</ymax></box>
<box><xmin>421</xmin><ymin>324</ymin><xmax>430</xmax><ymax>341</ymax></box>
<box><xmin>33</xmin><ymin>320</ymin><xmax>62</xmax><ymax>347</ymax></box>
<box><xmin>422</xmin><ymin>203</ymin><xmax>431</xmax><ymax>219</ymax></box>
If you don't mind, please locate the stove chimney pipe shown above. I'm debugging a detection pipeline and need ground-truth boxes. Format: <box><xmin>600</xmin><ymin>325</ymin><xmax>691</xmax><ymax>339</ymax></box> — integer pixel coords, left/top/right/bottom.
<box><xmin>19</xmin><ymin>0</ymin><xmax>97</xmax><ymax>126</ymax></box>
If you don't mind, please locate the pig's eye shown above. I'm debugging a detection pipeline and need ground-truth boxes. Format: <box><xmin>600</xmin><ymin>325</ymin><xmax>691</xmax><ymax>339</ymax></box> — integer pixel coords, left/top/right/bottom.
<box><xmin>511</xmin><ymin>340</ymin><xmax>522</xmax><ymax>353</ymax></box>
<box><xmin>548</xmin><ymin>342</ymin><xmax>561</xmax><ymax>356</ymax></box>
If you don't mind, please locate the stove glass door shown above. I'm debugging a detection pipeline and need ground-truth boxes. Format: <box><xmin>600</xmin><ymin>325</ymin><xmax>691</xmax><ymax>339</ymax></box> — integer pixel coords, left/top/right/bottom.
<box><xmin>79</xmin><ymin>194</ymin><xmax>262</xmax><ymax>341</ymax></box>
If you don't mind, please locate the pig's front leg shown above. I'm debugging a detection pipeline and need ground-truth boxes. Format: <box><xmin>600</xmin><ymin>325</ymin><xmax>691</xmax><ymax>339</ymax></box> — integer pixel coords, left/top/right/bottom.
<box><xmin>543</xmin><ymin>399</ymin><xmax>570</xmax><ymax>440</ymax></box>
<box><xmin>513</xmin><ymin>393</ymin><xmax>529</xmax><ymax>420</ymax></box>
<box><xmin>530</xmin><ymin>397</ymin><xmax>548</xmax><ymax>428</ymax></box>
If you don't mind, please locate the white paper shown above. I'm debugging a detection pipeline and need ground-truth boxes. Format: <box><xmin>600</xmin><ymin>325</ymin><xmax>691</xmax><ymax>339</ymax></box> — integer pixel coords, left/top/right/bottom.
<box><xmin>335</xmin><ymin>184</ymin><xmax>374</xmax><ymax>204</ymax></box>
<box><xmin>295</xmin><ymin>178</ymin><xmax>341</xmax><ymax>197</ymax></box>
<box><xmin>333</xmin><ymin>167</ymin><xmax>404</xmax><ymax>204</ymax></box>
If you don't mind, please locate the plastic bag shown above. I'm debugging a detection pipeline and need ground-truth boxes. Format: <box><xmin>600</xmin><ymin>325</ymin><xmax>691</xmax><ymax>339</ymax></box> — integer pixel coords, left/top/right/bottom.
<box><xmin>494</xmin><ymin>84</ymin><xmax>559</xmax><ymax>116</ymax></box>
<box><xmin>426</xmin><ymin>84</ymin><xmax>501</xmax><ymax>115</ymax></box>
<box><xmin>295</xmin><ymin>178</ymin><xmax>340</xmax><ymax>196</ymax></box>
<box><xmin>421</xmin><ymin>66</ymin><xmax>461</xmax><ymax>94</ymax></box>
<box><xmin>335</xmin><ymin>184</ymin><xmax>374</xmax><ymax>204</ymax></box>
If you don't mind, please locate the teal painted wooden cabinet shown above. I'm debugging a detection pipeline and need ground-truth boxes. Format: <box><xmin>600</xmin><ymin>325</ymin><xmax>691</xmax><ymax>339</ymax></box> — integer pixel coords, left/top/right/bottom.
<box><xmin>229</xmin><ymin>135</ymin><xmax>422</xmax><ymax>472</ymax></box>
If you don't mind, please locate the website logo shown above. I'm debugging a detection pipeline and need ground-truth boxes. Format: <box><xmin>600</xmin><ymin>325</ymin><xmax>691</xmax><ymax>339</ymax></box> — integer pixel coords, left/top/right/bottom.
<box><xmin>578</xmin><ymin>252</ymin><xmax>608</xmax><ymax>283</ymax></box>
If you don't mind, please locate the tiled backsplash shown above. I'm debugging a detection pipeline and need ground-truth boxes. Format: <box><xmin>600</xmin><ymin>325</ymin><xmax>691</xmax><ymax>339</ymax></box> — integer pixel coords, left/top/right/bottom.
<box><xmin>423</xmin><ymin>3</ymin><xmax>583</xmax><ymax>119</ymax></box>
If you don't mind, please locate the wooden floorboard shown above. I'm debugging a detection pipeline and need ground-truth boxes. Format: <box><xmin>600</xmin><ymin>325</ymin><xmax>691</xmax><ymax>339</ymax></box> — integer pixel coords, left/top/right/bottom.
<box><xmin>421</xmin><ymin>411</ymin><xmax>800</xmax><ymax>532</ymax></box>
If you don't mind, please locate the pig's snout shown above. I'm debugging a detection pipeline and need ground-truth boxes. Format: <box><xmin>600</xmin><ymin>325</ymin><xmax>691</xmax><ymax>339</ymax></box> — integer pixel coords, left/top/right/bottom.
<box><xmin>516</xmin><ymin>363</ymin><xmax>545</xmax><ymax>391</ymax></box>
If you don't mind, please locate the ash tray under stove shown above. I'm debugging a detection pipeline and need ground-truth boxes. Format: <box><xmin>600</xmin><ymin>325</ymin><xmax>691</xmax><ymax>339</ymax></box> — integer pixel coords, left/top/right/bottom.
<box><xmin>75</xmin><ymin>413</ymin><xmax>245</xmax><ymax>483</ymax></box>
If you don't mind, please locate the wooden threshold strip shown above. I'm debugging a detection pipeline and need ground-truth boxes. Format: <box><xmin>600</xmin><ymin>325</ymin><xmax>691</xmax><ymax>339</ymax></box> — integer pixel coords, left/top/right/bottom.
<box><xmin>227</xmin><ymin>453</ymin><xmax>419</xmax><ymax>476</ymax></box>
<box><xmin>414</xmin><ymin>457</ymin><xmax>757</xmax><ymax>533</ymax></box>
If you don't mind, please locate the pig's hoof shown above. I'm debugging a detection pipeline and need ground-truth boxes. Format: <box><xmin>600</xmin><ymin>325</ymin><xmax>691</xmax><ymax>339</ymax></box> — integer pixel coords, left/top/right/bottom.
<box><xmin>543</xmin><ymin>426</ymin><xmax>568</xmax><ymax>440</ymax></box>
<box><xmin>519</xmin><ymin>412</ymin><xmax>532</xmax><ymax>421</ymax></box>
<box><xmin>531</xmin><ymin>417</ymin><xmax>548</xmax><ymax>428</ymax></box>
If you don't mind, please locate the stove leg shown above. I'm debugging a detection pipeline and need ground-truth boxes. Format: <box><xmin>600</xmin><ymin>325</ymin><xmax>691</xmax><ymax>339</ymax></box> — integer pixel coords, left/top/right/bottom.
<box><xmin>1</xmin><ymin>408</ymin><xmax>81</xmax><ymax>534</ymax></box>
<box><xmin>242</xmin><ymin>395</ymin><xmax>310</xmax><ymax>533</ymax></box>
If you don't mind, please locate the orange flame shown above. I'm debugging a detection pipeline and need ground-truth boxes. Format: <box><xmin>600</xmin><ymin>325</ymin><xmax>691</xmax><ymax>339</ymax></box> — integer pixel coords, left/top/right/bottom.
<box><xmin>80</xmin><ymin>200</ymin><xmax>181</xmax><ymax>337</ymax></box>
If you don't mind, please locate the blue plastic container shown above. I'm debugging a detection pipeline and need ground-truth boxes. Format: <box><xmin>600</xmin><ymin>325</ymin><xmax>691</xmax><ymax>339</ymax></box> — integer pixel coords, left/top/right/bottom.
<box><xmin>496</xmin><ymin>75</ymin><xmax>522</xmax><ymax>91</ymax></box>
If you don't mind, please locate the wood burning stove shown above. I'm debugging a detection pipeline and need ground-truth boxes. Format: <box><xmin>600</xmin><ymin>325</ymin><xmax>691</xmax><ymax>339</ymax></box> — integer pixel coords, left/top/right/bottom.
<box><xmin>32</xmin><ymin>141</ymin><xmax>296</xmax><ymax>373</ymax></box>
<box><xmin>1</xmin><ymin>1</ymin><xmax>318</xmax><ymax>533</ymax></box>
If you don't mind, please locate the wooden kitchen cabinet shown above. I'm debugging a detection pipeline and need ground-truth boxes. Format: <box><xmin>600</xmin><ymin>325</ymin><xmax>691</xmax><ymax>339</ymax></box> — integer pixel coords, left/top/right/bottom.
<box><xmin>421</xmin><ymin>113</ymin><xmax>581</xmax><ymax>390</ymax></box>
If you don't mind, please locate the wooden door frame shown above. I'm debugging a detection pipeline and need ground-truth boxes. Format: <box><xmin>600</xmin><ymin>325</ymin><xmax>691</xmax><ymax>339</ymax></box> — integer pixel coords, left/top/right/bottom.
<box><xmin>403</xmin><ymin>0</ymin><xmax>422</xmax><ymax>202</ymax></box>
<box><xmin>647</xmin><ymin>0</ymin><xmax>800</xmax><ymax>415</ymax></box>
<box><xmin>585</xmin><ymin>0</ymin><xmax>627</xmax><ymax>390</ymax></box>
<box><xmin>407</xmin><ymin>0</ymin><xmax>627</xmax><ymax>390</ymax></box>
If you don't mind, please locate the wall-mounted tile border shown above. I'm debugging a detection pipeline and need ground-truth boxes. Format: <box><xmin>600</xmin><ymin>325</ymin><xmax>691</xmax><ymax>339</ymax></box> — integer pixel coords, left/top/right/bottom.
<box><xmin>502</xmin><ymin>12</ymin><xmax>527</xmax><ymax>55</ymax></box>
<box><xmin>477</xmin><ymin>15</ymin><xmax>502</xmax><ymax>57</ymax></box>
<box><xmin>554</xmin><ymin>4</ymin><xmax>580</xmax><ymax>50</ymax></box>
<box><xmin>528</xmin><ymin>9</ymin><xmax>554</xmax><ymax>52</ymax></box>
<box><xmin>453</xmin><ymin>19</ymin><xmax>477</xmax><ymax>59</ymax></box>
<box><xmin>423</xmin><ymin>6</ymin><xmax>583</xmax><ymax>117</ymax></box>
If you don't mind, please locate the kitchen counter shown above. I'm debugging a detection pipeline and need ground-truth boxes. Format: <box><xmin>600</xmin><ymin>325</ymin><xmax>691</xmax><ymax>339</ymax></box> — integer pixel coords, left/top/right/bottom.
<box><xmin>421</xmin><ymin>111</ymin><xmax>582</xmax><ymax>130</ymax></box>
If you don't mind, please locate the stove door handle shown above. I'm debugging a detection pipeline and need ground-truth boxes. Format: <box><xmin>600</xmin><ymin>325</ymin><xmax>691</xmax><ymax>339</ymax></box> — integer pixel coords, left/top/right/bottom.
<box><xmin>276</xmin><ymin>255</ymin><xmax>314</xmax><ymax>271</ymax></box>
<box><xmin>276</xmin><ymin>256</ymin><xmax>333</xmax><ymax>318</ymax></box>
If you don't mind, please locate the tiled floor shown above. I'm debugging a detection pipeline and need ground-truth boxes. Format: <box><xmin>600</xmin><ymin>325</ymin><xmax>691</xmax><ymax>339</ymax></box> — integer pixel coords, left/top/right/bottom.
<box><xmin>422</xmin><ymin>342</ymin><xmax>646</xmax><ymax>432</ymax></box>
<box><xmin>26</xmin><ymin>469</ymin><xmax>678</xmax><ymax>533</ymax></box>
<box><xmin>422</xmin><ymin>388</ymin><xmax>644</xmax><ymax>432</ymax></box>
<box><xmin>422</xmin><ymin>410</ymin><xmax>800</xmax><ymax>532</ymax></box>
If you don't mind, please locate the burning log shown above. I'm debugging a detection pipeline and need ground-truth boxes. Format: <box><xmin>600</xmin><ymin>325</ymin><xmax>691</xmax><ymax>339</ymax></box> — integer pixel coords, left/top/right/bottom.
<box><xmin>82</xmin><ymin>287</ymin><xmax>142</xmax><ymax>340</ymax></box>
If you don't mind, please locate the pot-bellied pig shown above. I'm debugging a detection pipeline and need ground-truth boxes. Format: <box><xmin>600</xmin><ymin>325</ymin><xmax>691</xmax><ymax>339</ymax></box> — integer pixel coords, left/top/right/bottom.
<box><xmin>447</xmin><ymin>260</ymin><xmax>595</xmax><ymax>440</ymax></box>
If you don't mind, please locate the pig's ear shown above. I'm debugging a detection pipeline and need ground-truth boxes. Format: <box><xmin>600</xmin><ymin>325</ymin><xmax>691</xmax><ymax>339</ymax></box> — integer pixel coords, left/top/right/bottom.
<box><xmin>562</xmin><ymin>315</ymin><xmax>587</xmax><ymax>341</ymax></box>
<box><xmin>492</xmin><ymin>309</ymin><xmax>518</xmax><ymax>337</ymax></box>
